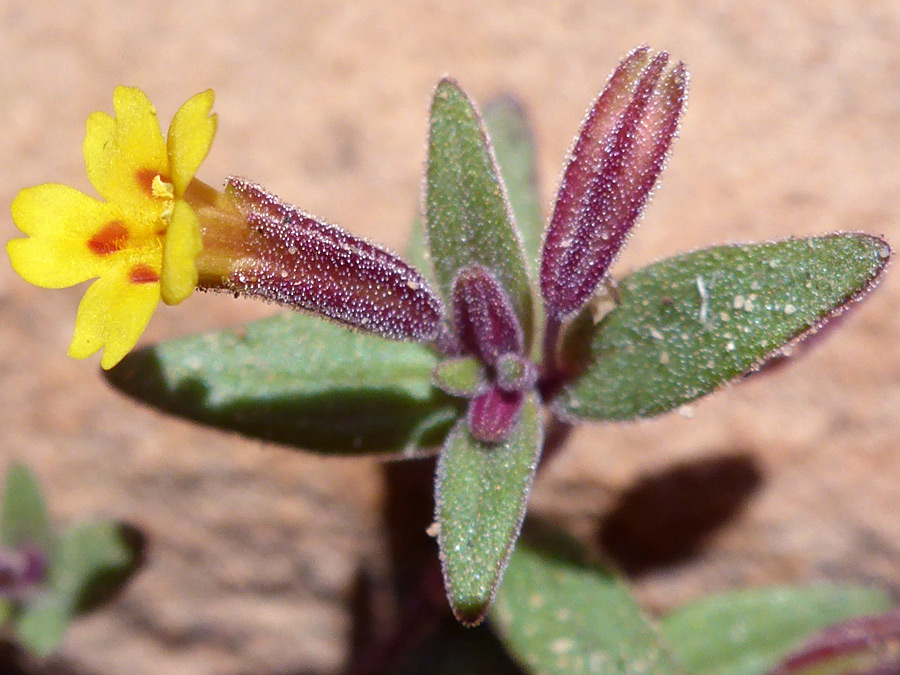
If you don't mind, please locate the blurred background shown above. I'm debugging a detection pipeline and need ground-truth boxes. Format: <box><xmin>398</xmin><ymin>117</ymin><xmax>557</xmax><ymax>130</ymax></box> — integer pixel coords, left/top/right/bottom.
<box><xmin>3</xmin><ymin>2</ymin><xmax>900</xmax><ymax>673</ymax></box>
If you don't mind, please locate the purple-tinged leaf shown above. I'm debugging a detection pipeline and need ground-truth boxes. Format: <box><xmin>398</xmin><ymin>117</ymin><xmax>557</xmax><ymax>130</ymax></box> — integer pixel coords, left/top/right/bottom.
<box><xmin>219</xmin><ymin>177</ymin><xmax>445</xmax><ymax>343</ymax></box>
<box><xmin>540</xmin><ymin>46</ymin><xmax>688</xmax><ymax>320</ymax></box>
<box><xmin>453</xmin><ymin>265</ymin><xmax>524</xmax><ymax>365</ymax></box>
<box><xmin>771</xmin><ymin>609</ymin><xmax>900</xmax><ymax>675</ymax></box>
<box><xmin>467</xmin><ymin>386</ymin><xmax>524</xmax><ymax>444</ymax></box>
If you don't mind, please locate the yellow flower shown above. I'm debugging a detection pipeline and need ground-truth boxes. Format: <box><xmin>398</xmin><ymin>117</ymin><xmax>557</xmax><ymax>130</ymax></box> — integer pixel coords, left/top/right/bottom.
<box><xmin>8</xmin><ymin>87</ymin><xmax>217</xmax><ymax>369</ymax></box>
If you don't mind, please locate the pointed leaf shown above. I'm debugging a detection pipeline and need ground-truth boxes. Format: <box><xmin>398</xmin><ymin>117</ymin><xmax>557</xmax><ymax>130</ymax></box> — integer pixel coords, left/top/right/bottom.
<box><xmin>541</xmin><ymin>47</ymin><xmax>688</xmax><ymax>319</ymax></box>
<box><xmin>426</xmin><ymin>79</ymin><xmax>533</xmax><ymax>341</ymax></box>
<box><xmin>482</xmin><ymin>96</ymin><xmax>544</xmax><ymax>270</ymax></box>
<box><xmin>107</xmin><ymin>312</ymin><xmax>461</xmax><ymax>456</ymax></box>
<box><xmin>661</xmin><ymin>585</ymin><xmax>892</xmax><ymax>675</ymax></box>
<box><xmin>490</xmin><ymin>522</ymin><xmax>676</xmax><ymax>675</ymax></box>
<box><xmin>0</xmin><ymin>464</ymin><xmax>53</xmax><ymax>553</ymax></box>
<box><xmin>407</xmin><ymin>95</ymin><xmax>544</xmax><ymax>280</ymax></box>
<box><xmin>554</xmin><ymin>234</ymin><xmax>890</xmax><ymax>421</ymax></box>
<box><xmin>436</xmin><ymin>392</ymin><xmax>542</xmax><ymax>625</ymax></box>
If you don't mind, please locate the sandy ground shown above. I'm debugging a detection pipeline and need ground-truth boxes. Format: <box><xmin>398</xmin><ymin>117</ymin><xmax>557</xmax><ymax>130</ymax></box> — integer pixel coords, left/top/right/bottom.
<box><xmin>3</xmin><ymin>2</ymin><xmax>900</xmax><ymax>673</ymax></box>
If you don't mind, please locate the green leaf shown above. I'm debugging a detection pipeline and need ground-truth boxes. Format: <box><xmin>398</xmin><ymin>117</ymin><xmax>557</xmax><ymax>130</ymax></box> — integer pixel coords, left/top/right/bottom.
<box><xmin>408</xmin><ymin>95</ymin><xmax>545</xmax><ymax>284</ymax></box>
<box><xmin>661</xmin><ymin>585</ymin><xmax>892</xmax><ymax>675</ymax></box>
<box><xmin>107</xmin><ymin>312</ymin><xmax>461</xmax><ymax>456</ymax></box>
<box><xmin>436</xmin><ymin>392</ymin><xmax>543</xmax><ymax>625</ymax></box>
<box><xmin>15</xmin><ymin>592</ymin><xmax>70</xmax><ymax>656</ymax></box>
<box><xmin>482</xmin><ymin>96</ymin><xmax>544</xmax><ymax>271</ymax></box>
<box><xmin>555</xmin><ymin>234</ymin><xmax>890</xmax><ymax>420</ymax></box>
<box><xmin>426</xmin><ymin>79</ymin><xmax>534</xmax><ymax>342</ymax></box>
<box><xmin>0</xmin><ymin>464</ymin><xmax>53</xmax><ymax>553</ymax></box>
<box><xmin>490</xmin><ymin>522</ymin><xmax>676</xmax><ymax>675</ymax></box>
<box><xmin>433</xmin><ymin>356</ymin><xmax>489</xmax><ymax>398</ymax></box>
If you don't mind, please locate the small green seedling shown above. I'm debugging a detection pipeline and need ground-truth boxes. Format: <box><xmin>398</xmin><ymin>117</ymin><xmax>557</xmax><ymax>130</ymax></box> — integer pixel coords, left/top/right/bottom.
<box><xmin>0</xmin><ymin>464</ymin><xmax>138</xmax><ymax>656</ymax></box>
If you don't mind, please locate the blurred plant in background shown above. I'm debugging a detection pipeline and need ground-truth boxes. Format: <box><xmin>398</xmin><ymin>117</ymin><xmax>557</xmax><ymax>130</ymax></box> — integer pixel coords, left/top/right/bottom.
<box><xmin>0</xmin><ymin>465</ymin><xmax>139</xmax><ymax>657</ymax></box>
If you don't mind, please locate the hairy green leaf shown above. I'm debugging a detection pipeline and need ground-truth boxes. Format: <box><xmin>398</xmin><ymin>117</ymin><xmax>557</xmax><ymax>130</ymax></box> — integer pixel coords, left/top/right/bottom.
<box><xmin>426</xmin><ymin>79</ymin><xmax>533</xmax><ymax>342</ymax></box>
<box><xmin>555</xmin><ymin>234</ymin><xmax>890</xmax><ymax>420</ymax></box>
<box><xmin>436</xmin><ymin>393</ymin><xmax>542</xmax><ymax>625</ymax></box>
<box><xmin>661</xmin><ymin>585</ymin><xmax>892</xmax><ymax>675</ymax></box>
<box><xmin>0</xmin><ymin>464</ymin><xmax>53</xmax><ymax>553</ymax></box>
<box><xmin>407</xmin><ymin>95</ymin><xmax>544</xmax><ymax>289</ymax></box>
<box><xmin>107</xmin><ymin>312</ymin><xmax>461</xmax><ymax>456</ymax></box>
<box><xmin>433</xmin><ymin>356</ymin><xmax>489</xmax><ymax>398</ymax></box>
<box><xmin>490</xmin><ymin>522</ymin><xmax>676</xmax><ymax>675</ymax></box>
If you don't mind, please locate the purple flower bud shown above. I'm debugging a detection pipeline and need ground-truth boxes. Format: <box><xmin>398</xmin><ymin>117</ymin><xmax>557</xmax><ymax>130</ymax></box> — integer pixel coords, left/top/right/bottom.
<box><xmin>453</xmin><ymin>265</ymin><xmax>524</xmax><ymax>365</ymax></box>
<box><xmin>540</xmin><ymin>46</ymin><xmax>688</xmax><ymax>319</ymax></box>
<box><xmin>223</xmin><ymin>177</ymin><xmax>446</xmax><ymax>342</ymax></box>
<box><xmin>467</xmin><ymin>386</ymin><xmax>524</xmax><ymax>444</ymax></box>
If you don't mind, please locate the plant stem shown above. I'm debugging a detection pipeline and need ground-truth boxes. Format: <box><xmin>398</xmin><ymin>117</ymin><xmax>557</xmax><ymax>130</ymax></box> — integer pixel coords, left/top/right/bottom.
<box><xmin>541</xmin><ymin>314</ymin><xmax>561</xmax><ymax>379</ymax></box>
<box><xmin>347</xmin><ymin>560</ymin><xmax>447</xmax><ymax>675</ymax></box>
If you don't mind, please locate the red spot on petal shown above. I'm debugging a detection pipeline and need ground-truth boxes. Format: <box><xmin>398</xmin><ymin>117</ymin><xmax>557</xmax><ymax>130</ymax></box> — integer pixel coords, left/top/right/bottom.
<box><xmin>129</xmin><ymin>264</ymin><xmax>160</xmax><ymax>284</ymax></box>
<box><xmin>135</xmin><ymin>169</ymin><xmax>171</xmax><ymax>196</ymax></box>
<box><xmin>87</xmin><ymin>221</ymin><xmax>129</xmax><ymax>256</ymax></box>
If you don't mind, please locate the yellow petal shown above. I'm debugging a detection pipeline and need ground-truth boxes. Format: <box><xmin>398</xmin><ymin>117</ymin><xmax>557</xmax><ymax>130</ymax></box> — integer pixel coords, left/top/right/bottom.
<box><xmin>167</xmin><ymin>90</ymin><xmax>217</xmax><ymax>196</ymax></box>
<box><xmin>68</xmin><ymin>262</ymin><xmax>161</xmax><ymax>369</ymax></box>
<box><xmin>8</xmin><ymin>184</ymin><xmax>117</xmax><ymax>287</ymax></box>
<box><xmin>160</xmin><ymin>200</ymin><xmax>201</xmax><ymax>305</ymax></box>
<box><xmin>83</xmin><ymin>86</ymin><xmax>168</xmax><ymax>206</ymax></box>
